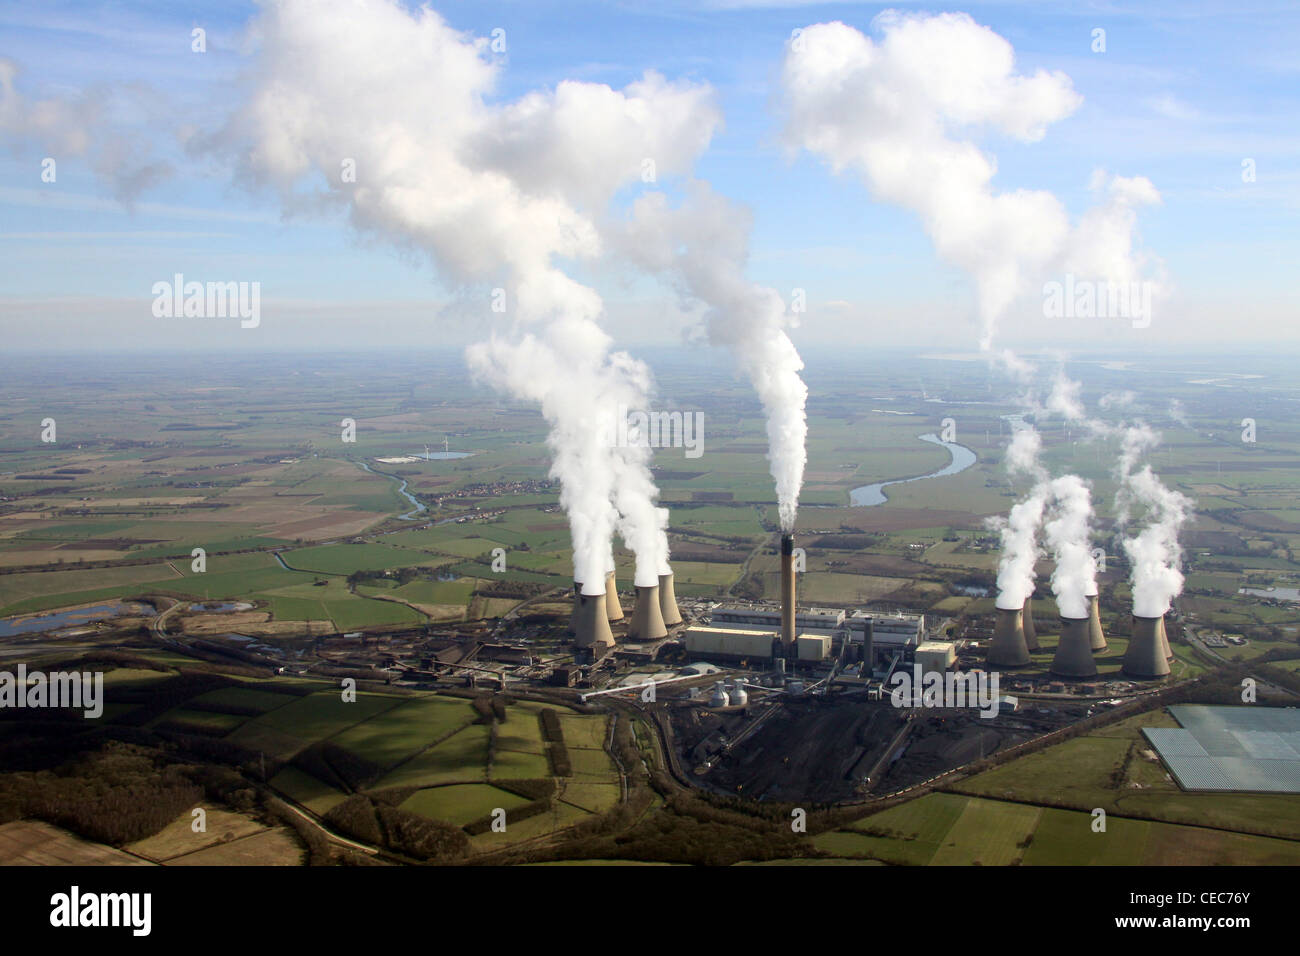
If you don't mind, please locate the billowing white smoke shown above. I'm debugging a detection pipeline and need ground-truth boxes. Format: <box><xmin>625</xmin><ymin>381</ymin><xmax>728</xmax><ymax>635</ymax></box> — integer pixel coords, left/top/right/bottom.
<box><xmin>213</xmin><ymin>0</ymin><xmax>720</xmax><ymax>593</ymax></box>
<box><xmin>1115</xmin><ymin>426</ymin><xmax>1193</xmax><ymax>617</ymax></box>
<box><xmin>990</xmin><ymin>424</ymin><xmax>1048</xmax><ymax>610</ymax></box>
<box><xmin>1042</xmin><ymin>474</ymin><xmax>1097</xmax><ymax>619</ymax></box>
<box><xmin>993</xmin><ymin>490</ymin><xmax>1047</xmax><ymax>611</ymax></box>
<box><xmin>618</xmin><ymin>185</ymin><xmax>808</xmax><ymax>530</ymax></box>
<box><xmin>779</xmin><ymin>13</ymin><xmax>1161</xmax><ymax>350</ymax></box>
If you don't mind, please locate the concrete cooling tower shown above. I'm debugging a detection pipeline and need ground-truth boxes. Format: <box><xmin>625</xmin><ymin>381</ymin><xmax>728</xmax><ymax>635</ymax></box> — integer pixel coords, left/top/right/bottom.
<box><xmin>1087</xmin><ymin>592</ymin><xmax>1107</xmax><ymax>652</ymax></box>
<box><xmin>604</xmin><ymin>570</ymin><xmax>624</xmax><ymax>622</ymax></box>
<box><xmin>1123</xmin><ymin>614</ymin><xmax>1171</xmax><ymax>679</ymax></box>
<box><xmin>1022</xmin><ymin>594</ymin><xmax>1039</xmax><ymax>652</ymax></box>
<box><xmin>627</xmin><ymin>584</ymin><xmax>668</xmax><ymax>641</ymax></box>
<box><xmin>1051</xmin><ymin>616</ymin><xmax>1099</xmax><ymax>678</ymax></box>
<box><xmin>658</xmin><ymin>571</ymin><xmax>682</xmax><ymax>627</ymax></box>
<box><xmin>568</xmin><ymin>581</ymin><xmax>582</xmax><ymax>633</ymax></box>
<box><xmin>572</xmin><ymin>590</ymin><xmax>615</xmax><ymax>649</ymax></box>
<box><xmin>988</xmin><ymin>606</ymin><xmax>1031</xmax><ymax>667</ymax></box>
<box><xmin>780</xmin><ymin>534</ymin><xmax>796</xmax><ymax>648</ymax></box>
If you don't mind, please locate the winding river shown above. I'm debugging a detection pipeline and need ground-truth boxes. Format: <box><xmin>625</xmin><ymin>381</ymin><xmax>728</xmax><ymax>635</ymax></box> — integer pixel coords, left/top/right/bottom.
<box><xmin>357</xmin><ymin>461</ymin><xmax>427</xmax><ymax>520</ymax></box>
<box><xmin>849</xmin><ymin>433</ymin><xmax>977</xmax><ymax>507</ymax></box>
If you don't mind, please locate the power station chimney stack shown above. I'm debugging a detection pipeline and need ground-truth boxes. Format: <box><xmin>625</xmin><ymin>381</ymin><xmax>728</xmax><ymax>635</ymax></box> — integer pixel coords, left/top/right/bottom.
<box><xmin>658</xmin><ymin>572</ymin><xmax>682</xmax><ymax>627</ymax></box>
<box><xmin>780</xmin><ymin>534</ymin><xmax>796</xmax><ymax>649</ymax></box>
<box><xmin>627</xmin><ymin>584</ymin><xmax>668</xmax><ymax>641</ymax></box>
<box><xmin>572</xmin><ymin>590</ymin><xmax>615</xmax><ymax>649</ymax></box>
<box><xmin>1051</xmin><ymin>616</ymin><xmax>1099</xmax><ymax>678</ymax></box>
<box><xmin>604</xmin><ymin>570</ymin><xmax>624</xmax><ymax>622</ymax></box>
<box><xmin>1022</xmin><ymin>594</ymin><xmax>1039</xmax><ymax>652</ymax></box>
<box><xmin>1123</xmin><ymin>614</ymin><xmax>1171</xmax><ymax>679</ymax></box>
<box><xmin>988</xmin><ymin>606</ymin><xmax>1030</xmax><ymax>667</ymax></box>
<box><xmin>1086</xmin><ymin>591</ymin><xmax>1107</xmax><ymax>652</ymax></box>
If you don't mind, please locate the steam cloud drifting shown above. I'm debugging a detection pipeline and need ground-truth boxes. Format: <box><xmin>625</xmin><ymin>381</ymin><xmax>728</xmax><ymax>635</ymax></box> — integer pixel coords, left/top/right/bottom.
<box><xmin>779</xmin><ymin>13</ymin><xmax>1162</xmax><ymax>350</ymax></box>
<box><xmin>214</xmin><ymin>0</ymin><xmax>723</xmax><ymax>592</ymax></box>
<box><xmin>618</xmin><ymin>185</ymin><xmax>808</xmax><ymax>531</ymax></box>
<box><xmin>1042</xmin><ymin>474</ymin><xmax>1097</xmax><ymax>619</ymax></box>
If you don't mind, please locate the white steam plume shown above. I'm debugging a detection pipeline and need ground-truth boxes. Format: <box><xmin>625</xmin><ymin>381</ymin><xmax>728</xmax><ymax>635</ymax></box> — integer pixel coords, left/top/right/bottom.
<box><xmin>1115</xmin><ymin>426</ymin><xmax>1193</xmax><ymax>617</ymax></box>
<box><xmin>211</xmin><ymin>0</ymin><xmax>720</xmax><ymax>593</ymax></box>
<box><xmin>779</xmin><ymin>13</ymin><xmax>1161</xmax><ymax>351</ymax></box>
<box><xmin>990</xmin><ymin>423</ymin><xmax>1048</xmax><ymax>610</ymax></box>
<box><xmin>617</xmin><ymin>184</ymin><xmax>808</xmax><ymax>530</ymax></box>
<box><xmin>1042</xmin><ymin>474</ymin><xmax>1097</xmax><ymax>619</ymax></box>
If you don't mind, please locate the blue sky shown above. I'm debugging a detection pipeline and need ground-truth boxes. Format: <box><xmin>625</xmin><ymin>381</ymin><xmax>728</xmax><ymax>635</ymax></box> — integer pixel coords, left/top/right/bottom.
<box><xmin>0</xmin><ymin>0</ymin><xmax>1296</xmax><ymax>352</ymax></box>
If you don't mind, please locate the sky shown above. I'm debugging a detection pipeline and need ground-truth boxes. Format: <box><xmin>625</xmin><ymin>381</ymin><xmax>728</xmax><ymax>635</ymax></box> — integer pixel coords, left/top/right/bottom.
<box><xmin>0</xmin><ymin>0</ymin><xmax>1296</xmax><ymax>354</ymax></box>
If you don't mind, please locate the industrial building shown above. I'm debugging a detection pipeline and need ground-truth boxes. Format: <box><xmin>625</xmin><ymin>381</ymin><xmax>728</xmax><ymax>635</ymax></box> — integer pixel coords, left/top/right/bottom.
<box><xmin>712</xmin><ymin>604</ymin><xmax>845</xmax><ymax>635</ymax></box>
<box><xmin>683</xmin><ymin>626</ymin><xmax>776</xmax><ymax>661</ymax></box>
<box><xmin>914</xmin><ymin>640</ymin><xmax>956</xmax><ymax>673</ymax></box>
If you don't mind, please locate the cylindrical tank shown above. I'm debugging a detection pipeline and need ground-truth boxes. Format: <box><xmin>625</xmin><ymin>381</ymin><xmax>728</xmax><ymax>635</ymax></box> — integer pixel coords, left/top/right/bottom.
<box><xmin>730</xmin><ymin>681</ymin><xmax>748</xmax><ymax>707</ymax></box>
<box><xmin>787</xmin><ymin>680</ymin><xmax>805</xmax><ymax>696</ymax></box>
<box><xmin>708</xmin><ymin>681</ymin><xmax>731</xmax><ymax>708</ymax></box>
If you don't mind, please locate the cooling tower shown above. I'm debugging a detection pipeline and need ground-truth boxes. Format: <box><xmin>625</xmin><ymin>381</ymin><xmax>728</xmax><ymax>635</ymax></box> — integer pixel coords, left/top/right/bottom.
<box><xmin>780</xmin><ymin>534</ymin><xmax>796</xmax><ymax>648</ymax></box>
<box><xmin>1051</xmin><ymin>616</ymin><xmax>1099</xmax><ymax>678</ymax></box>
<box><xmin>988</xmin><ymin>606</ymin><xmax>1030</xmax><ymax>667</ymax></box>
<box><xmin>627</xmin><ymin>584</ymin><xmax>668</xmax><ymax>641</ymax></box>
<box><xmin>1123</xmin><ymin>614</ymin><xmax>1171</xmax><ymax>679</ymax></box>
<box><xmin>1087</xmin><ymin>592</ymin><xmax>1107</xmax><ymax>652</ymax></box>
<box><xmin>658</xmin><ymin>572</ymin><xmax>682</xmax><ymax>627</ymax></box>
<box><xmin>568</xmin><ymin>581</ymin><xmax>582</xmax><ymax>633</ymax></box>
<box><xmin>1022</xmin><ymin>594</ymin><xmax>1039</xmax><ymax>652</ymax></box>
<box><xmin>572</xmin><ymin>590</ymin><xmax>615</xmax><ymax>649</ymax></box>
<box><xmin>604</xmin><ymin>570</ymin><xmax>624</xmax><ymax>622</ymax></box>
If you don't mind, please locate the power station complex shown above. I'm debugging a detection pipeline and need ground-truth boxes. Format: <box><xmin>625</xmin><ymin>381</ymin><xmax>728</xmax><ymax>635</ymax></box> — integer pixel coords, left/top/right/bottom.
<box><xmin>569</xmin><ymin>531</ymin><xmax>1177</xmax><ymax>691</ymax></box>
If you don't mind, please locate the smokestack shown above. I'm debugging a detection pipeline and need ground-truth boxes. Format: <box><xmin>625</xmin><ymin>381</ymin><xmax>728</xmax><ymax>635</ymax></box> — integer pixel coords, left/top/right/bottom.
<box><xmin>1123</xmin><ymin>614</ymin><xmax>1171</xmax><ymax>679</ymax></box>
<box><xmin>1022</xmin><ymin>594</ymin><xmax>1039</xmax><ymax>652</ymax></box>
<box><xmin>604</xmin><ymin>571</ymin><xmax>624</xmax><ymax>622</ymax></box>
<box><xmin>627</xmin><ymin>584</ymin><xmax>668</xmax><ymax>641</ymax></box>
<box><xmin>1087</xmin><ymin>592</ymin><xmax>1107</xmax><ymax>652</ymax></box>
<box><xmin>780</xmin><ymin>534</ymin><xmax>796</xmax><ymax>648</ymax></box>
<box><xmin>572</xmin><ymin>590</ymin><xmax>615</xmax><ymax>649</ymax></box>
<box><xmin>568</xmin><ymin>581</ymin><xmax>582</xmax><ymax>633</ymax></box>
<box><xmin>1050</xmin><ymin>616</ymin><xmax>1098</xmax><ymax>678</ymax></box>
<box><xmin>658</xmin><ymin>572</ymin><xmax>682</xmax><ymax>627</ymax></box>
<box><xmin>988</xmin><ymin>607</ymin><xmax>1030</xmax><ymax>667</ymax></box>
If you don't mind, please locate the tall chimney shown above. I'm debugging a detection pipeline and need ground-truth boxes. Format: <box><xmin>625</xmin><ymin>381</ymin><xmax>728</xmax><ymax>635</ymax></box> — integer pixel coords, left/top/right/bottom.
<box><xmin>604</xmin><ymin>570</ymin><xmax>624</xmax><ymax>622</ymax></box>
<box><xmin>780</xmin><ymin>534</ymin><xmax>796</xmax><ymax>648</ymax></box>
<box><xmin>1022</xmin><ymin>594</ymin><xmax>1039</xmax><ymax>652</ymax></box>
<box><xmin>1051</xmin><ymin>616</ymin><xmax>1098</xmax><ymax>677</ymax></box>
<box><xmin>568</xmin><ymin>581</ymin><xmax>582</xmax><ymax>633</ymax></box>
<box><xmin>658</xmin><ymin>571</ymin><xmax>682</xmax><ymax>627</ymax></box>
<box><xmin>988</xmin><ymin>606</ymin><xmax>1030</xmax><ymax>667</ymax></box>
<box><xmin>1086</xmin><ymin>591</ymin><xmax>1107</xmax><ymax>652</ymax></box>
<box><xmin>1123</xmin><ymin>614</ymin><xmax>1171</xmax><ymax>679</ymax></box>
<box><xmin>627</xmin><ymin>584</ymin><xmax>668</xmax><ymax>641</ymax></box>
<box><xmin>573</xmin><ymin>590</ymin><xmax>615</xmax><ymax>649</ymax></box>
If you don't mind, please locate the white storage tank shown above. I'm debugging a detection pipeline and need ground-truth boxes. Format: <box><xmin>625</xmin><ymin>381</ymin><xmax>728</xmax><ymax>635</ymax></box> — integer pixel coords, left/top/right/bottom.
<box><xmin>709</xmin><ymin>681</ymin><xmax>731</xmax><ymax>708</ymax></box>
<box><xmin>730</xmin><ymin>680</ymin><xmax>748</xmax><ymax>707</ymax></box>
